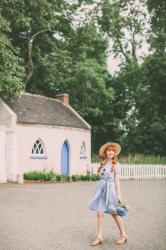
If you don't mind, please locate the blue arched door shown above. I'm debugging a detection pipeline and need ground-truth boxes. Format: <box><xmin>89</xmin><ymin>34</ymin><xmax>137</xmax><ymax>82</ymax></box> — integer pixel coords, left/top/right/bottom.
<box><xmin>61</xmin><ymin>141</ymin><xmax>69</xmax><ymax>175</ymax></box>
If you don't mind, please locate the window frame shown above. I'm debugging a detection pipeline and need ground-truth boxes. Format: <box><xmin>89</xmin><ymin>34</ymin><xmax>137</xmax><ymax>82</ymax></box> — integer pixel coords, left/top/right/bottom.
<box><xmin>30</xmin><ymin>138</ymin><xmax>48</xmax><ymax>160</ymax></box>
<box><xmin>79</xmin><ymin>141</ymin><xmax>87</xmax><ymax>159</ymax></box>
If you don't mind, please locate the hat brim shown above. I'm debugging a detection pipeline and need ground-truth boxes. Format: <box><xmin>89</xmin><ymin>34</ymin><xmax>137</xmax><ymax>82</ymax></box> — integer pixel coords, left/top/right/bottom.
<box><xmin>99</xmin><ymin>142</ymin><xmax>121</xmax><ymax>157</ymax></box>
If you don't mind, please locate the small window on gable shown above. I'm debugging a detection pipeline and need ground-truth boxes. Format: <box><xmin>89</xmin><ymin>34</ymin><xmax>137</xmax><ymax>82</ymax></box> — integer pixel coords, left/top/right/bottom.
<box><xmin>79</xmin><ymin>141</ymin><xmax>87</xmax><ymax>159</ymax></box>
<box><xmin>30</xmin><ymin>139</ymin><xmax>47</xmax><ymax>159</ymax></box>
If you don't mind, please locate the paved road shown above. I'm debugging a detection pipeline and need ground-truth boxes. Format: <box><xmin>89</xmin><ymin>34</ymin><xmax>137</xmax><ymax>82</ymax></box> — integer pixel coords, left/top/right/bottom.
<box><xmin>0</xmin><ymin>180</ymin><xmax>166</xmax><ymax>250</ymax></box>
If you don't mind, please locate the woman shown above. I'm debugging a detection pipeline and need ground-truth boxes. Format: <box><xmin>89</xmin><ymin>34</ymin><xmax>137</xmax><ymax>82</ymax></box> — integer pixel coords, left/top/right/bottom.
<box><xmin>88</xmin><ymin>142</ymin><xmax>128</xmax><ymax>246</ymax></box>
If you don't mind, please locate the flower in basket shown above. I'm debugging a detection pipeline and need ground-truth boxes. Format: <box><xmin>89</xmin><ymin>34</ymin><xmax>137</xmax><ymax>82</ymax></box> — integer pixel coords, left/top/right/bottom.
<box><xmin>116</xmin><ymin>202</ymin><xmax>129</xmax><ymax>217</ymax></box>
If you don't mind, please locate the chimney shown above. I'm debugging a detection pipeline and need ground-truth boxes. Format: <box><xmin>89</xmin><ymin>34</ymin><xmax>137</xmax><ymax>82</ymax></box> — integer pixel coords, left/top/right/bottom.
<box><xmin>56</xmin><ymin>93</ymin><xmax>69</xmax><ymax>105</ymax></box>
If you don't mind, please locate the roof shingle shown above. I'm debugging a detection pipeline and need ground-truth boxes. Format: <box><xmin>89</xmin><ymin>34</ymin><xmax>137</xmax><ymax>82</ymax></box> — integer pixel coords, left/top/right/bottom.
<box><xmin>6</xmin><ymin>93</ymin><xmax>90</xmax><ymax>130</ymax></box>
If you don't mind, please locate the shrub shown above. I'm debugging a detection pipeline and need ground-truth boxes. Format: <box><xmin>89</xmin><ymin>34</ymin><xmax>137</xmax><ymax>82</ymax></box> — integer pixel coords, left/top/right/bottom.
<box><xmin>23</xmin><ymin>172</ymin><xmax>28</xmax><ymax>180</ymax></box>
<box><xmin>48</xmin><ymin>171</ymin><xmax>57</xmax><ymax>181</ymax></box>
<box><xmin>71</xmin><ymin>175</ymin><xmax>81</xmax><ymax>181</ymax></box>
<box><xmin>80</xmin><ymin>175</ymin><xmax>87</xmax><ymax>181</ymax></box>
<box><xmin>76</xmin><ymin>175</ymin><xmax>81</xmax><ymax>181</ymax></box>
<box><xmin>41</xmin><ymin>172</ymin><xmax>49</xmax><ymax>181</ymax></box>
<box><xmin>71</xmin><ymin>175</ymin><xmax>76</xmax><ymax>181</ymax></box>
<box><xmin>61</xmin><ymin>175</ymin><xmax>71</xmax><ymax>182</ymax></box>
<box><xmin>24</xmin><ymin>170</ymin><xmax>57</xmax><ymax>181</ymax></box>
<box><xmin>56</xmin><ymin>175</ymin><xmax>62</xmax><ymax>181</ymax></box>
<box><xmin>66</xmin><ymin>175</ymin><xmax>71</xmax><ymax>181</ymax></box>
<box><xmin>92</xmin><ymin>174</ymin><xmax>100</xmax><ymax>181</ymax></box>
<box><xmin>86</xmin><ymin>174</ymin><xmax>91</xmax><ymax>181</ymax></box>
<box><xmin>24</xmin><ymin>171</ymin><xmax>100</xmax><ymax>182</ymax></box>
<box><xmin>23</xmin><ymin>171</ymin><xmax>43</xmax><ymax>180</ymax></box>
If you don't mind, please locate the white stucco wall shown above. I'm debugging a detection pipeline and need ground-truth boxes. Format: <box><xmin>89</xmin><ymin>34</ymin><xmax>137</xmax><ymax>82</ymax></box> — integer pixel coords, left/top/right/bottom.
<box><xmin>5</xmin><ymin>128</ymin><xmax>18</xmax><ymax>181</ymax></box>
<box><xmin>0</xmin><ymin>99</ymin><xmax>17</xmax><ymax>128</ymax></box>
<box><xmin>0</xmin><ymin>99</ymin><xmax>18</xmax><ymax>182</ymax></box>
<box><xmin>17</xmin><ymin>124</ymin><xmax>91</xmax><ymax>175</ymax></box>
<box><xmin>0</xmin><ymin>126</ymin><xmax>7</xmax><ymax>182</ymax></box>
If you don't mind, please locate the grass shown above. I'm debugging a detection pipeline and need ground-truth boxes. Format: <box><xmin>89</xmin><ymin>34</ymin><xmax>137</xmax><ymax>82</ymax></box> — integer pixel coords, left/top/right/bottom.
<box><xmin>92</xmin><ymin>153</ymin><xmax>166</xmax><ymax>164</ymax></box>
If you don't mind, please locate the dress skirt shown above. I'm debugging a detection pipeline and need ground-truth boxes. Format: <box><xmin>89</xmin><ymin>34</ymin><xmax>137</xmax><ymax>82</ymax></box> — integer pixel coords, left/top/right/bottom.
<box><xmin>88</xmin><ymin>178</ymin><xmax>119</xmax><ymax>215</ymax></box>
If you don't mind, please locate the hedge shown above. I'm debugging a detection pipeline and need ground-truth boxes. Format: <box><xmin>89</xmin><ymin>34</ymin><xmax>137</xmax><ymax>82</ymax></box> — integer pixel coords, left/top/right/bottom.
<box><xmin>23</xmin><ymin>171</ymin><xmax>100</xmax><ymax>182</ymax></box>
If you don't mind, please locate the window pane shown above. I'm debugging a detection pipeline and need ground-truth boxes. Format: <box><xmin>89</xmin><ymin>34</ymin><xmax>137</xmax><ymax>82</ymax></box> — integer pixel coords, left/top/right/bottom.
<box><xmin>31</xmin><ymin>139</ymin><xmax>45</xmax><ymax>156</ymax></box>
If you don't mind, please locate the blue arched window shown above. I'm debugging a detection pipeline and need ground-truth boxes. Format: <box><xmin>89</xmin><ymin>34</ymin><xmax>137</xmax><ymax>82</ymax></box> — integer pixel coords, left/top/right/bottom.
<box><xmin>79</xmin><ymin>141</ymin><xmax>87</xmax><ymax>159</ymax></box>
<box><xmin>30</xmin><ymin>139</ymin><xmax>47</xmax><ymax>159</ymax></box>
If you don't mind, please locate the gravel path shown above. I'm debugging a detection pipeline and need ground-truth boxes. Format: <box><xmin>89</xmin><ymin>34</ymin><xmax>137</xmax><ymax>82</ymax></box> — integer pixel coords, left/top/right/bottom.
<box><xmin>0</xmin><ymin>180</ymin><xmax>166</xmax><ymax>250</ymax></box>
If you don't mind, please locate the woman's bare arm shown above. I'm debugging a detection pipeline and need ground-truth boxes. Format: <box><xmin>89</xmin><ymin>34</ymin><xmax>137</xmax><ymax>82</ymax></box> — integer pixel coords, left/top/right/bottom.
<box><xmin>115</xmin><ymin>173</ymin><xmax>122</xmax><ymax>202</ymax></box>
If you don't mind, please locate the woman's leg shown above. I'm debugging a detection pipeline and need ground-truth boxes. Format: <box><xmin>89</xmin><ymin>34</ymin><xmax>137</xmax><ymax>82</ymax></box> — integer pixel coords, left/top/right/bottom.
<box><xmin>111</xmin><ymin>214</ymin><xmax>127</xmax><ymax>237</ymax></box>
<box><xmin>97</xmin><ymin>211</ymin><xmax>104</xmax><ymax>239</ymax></box>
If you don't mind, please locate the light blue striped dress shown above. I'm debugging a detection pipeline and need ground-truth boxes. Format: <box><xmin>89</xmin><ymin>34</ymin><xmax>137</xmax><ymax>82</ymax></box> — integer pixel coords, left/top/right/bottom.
<box><xmin>88</xmin><ymin>160</ymin><xmax>121</xmax><ymax>215</ymax></box>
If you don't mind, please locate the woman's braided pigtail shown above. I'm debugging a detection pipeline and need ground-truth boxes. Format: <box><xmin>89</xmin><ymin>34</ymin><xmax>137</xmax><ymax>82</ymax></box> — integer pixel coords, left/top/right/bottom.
<box><xmin>110</xmin><ymin>155</ymin><xmax>118</xmax><ymax>172</ymax></box>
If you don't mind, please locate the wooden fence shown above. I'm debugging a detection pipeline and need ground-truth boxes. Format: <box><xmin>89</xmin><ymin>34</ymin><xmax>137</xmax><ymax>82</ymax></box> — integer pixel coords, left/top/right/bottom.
<box><xmin>90</xmin><ymin>163</ymin><xmax>166</xmax><ymax>180</ymax></box>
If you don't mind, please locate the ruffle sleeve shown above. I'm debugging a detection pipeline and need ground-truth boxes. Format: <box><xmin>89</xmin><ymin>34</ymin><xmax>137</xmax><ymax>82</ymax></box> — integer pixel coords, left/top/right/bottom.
<box><xmin>114</xmin><ymin>162</ymin><xmax>121</xmax><ymax>174</ymax></box>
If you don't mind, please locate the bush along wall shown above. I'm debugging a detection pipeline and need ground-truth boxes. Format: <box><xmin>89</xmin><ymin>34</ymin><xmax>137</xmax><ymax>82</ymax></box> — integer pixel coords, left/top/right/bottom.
<box><xmin>23</xmin><ymin>171</ymin><xmax>100</xmax><ymax>182</ymax></box>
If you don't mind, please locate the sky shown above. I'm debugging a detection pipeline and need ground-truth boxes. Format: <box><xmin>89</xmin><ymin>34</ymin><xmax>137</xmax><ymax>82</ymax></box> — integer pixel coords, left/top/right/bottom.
<box><xmin>107</xmin><ymin>38</ymin><xmax>150</xmax><ymax>75</ymax></box>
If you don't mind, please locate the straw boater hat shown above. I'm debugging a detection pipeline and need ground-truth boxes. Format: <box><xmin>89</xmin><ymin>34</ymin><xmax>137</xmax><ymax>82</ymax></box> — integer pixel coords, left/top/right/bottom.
<box><xmin>99</xmin><ymin>142</ymin><xmax>121</xmax><ymax>157</ymax></box>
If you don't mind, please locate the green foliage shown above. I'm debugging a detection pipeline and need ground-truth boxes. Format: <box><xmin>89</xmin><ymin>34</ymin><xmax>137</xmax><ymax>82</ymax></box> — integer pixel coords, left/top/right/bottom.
<box><xmin>0</xmin><ymin>10</ymin><xmax>25</xmax><ymax>100</ymax></box>
<box><xmin>147</xmin><ymin>0</ymin><xmax>166</xmax><ymax>52</ymax></box>
<box><xmin>55</xmin><ymin>175</ymin><xmax>62</xmax><ymax>181</ymax></box>
<box><xmin>92</xmin><ymin>154</ymin><xmax>100</xmax><ymax>163</ymax></box>
<box><xmin>97</xmin><ymin>0</ymin><xmax>148</xmax><ymax>63</ymax></box>
<box><xmin>79</xmin><ymin>174</ymin><xmax>100</xmax><ymax>181</ymax></box>
<box><xmin>0</xmin><ymin>0</ymin><xmax>71</xmax><ymax>99</ymax></box>
<box><xmin>23</xmin><ymin>170</ymin><xmax>57</xmax><ymax>181</ymax></box>
<box><xmin>92</xmin><ymin>154</ymin><xmax>166</xmax><ymax>164</ymax></box>
<box><xmin>24</xmin><ymin>171</ymin><xmax>42</xmax><ymax>181</ymax></box>
<box><xmin>119</xmin><ymin>154</ymin><xmax>166</xmax><ymax>164</ymax></box>
<box><xmin>0</xmin><ymin>52</ymin><xmax>25</xmax><ymax>100</ymax></box>
<box><xmin>61</xmin><ymin>174</ymin><xmax>71</xmax><ymax>182</ymax></box>
<box><xmin>0</xmin><ymin>0</ymin><xmax>165</xmax><ymax>157</ymax></box>
<box><xmin>23</xmin><ymin>171</ymin><xmax>100</xmax><ymax>181</ymax></box>
<box><xmin>71</xmin><ymin>175</ymin><xmax>81</xmax><ymax>181</ymax></box>
<box><xmin>80</xmin><ymin>175</ymin><xmax>87</xmax><ymax>181</ymax></box>
<box><xmin>90</xmin><ymin>174</ymin><xmax>100</xmax><ymax>181</ymax></box>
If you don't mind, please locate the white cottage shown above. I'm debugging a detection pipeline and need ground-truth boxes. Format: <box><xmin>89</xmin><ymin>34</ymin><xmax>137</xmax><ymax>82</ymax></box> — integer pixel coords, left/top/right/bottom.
<box><xmin>0</xmin><ymin>92</ymin><xmax>91</xmax><ymax>183</ymax></box>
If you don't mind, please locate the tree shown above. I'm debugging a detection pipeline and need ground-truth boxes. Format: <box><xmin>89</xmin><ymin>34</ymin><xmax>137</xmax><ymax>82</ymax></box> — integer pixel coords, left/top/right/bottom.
<box><xmin>0</xmin><ymin>0</ymin><xmax>72</xmax><ymax>90</ymax></box>
<box><xmin>127</xmin><ymin>0</ymin><xmax>166</xmax><ymax>155</ymax></box>
<box><xmin>0</xmin><ymin>10</ymin><xmax>25</xmax><ymax>100</ymax></box>
<box><xmin>147</xmin><ymin>0</ymin><xmax>166</xmax><ymax>52</ymax></box>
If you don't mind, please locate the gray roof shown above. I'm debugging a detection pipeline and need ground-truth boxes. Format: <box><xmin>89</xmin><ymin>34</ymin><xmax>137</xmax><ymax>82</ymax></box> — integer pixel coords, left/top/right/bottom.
<box><xmin>7</xmin><ymin>93</ymin><xmax>90</xmax><ymax>130</ymax></box>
